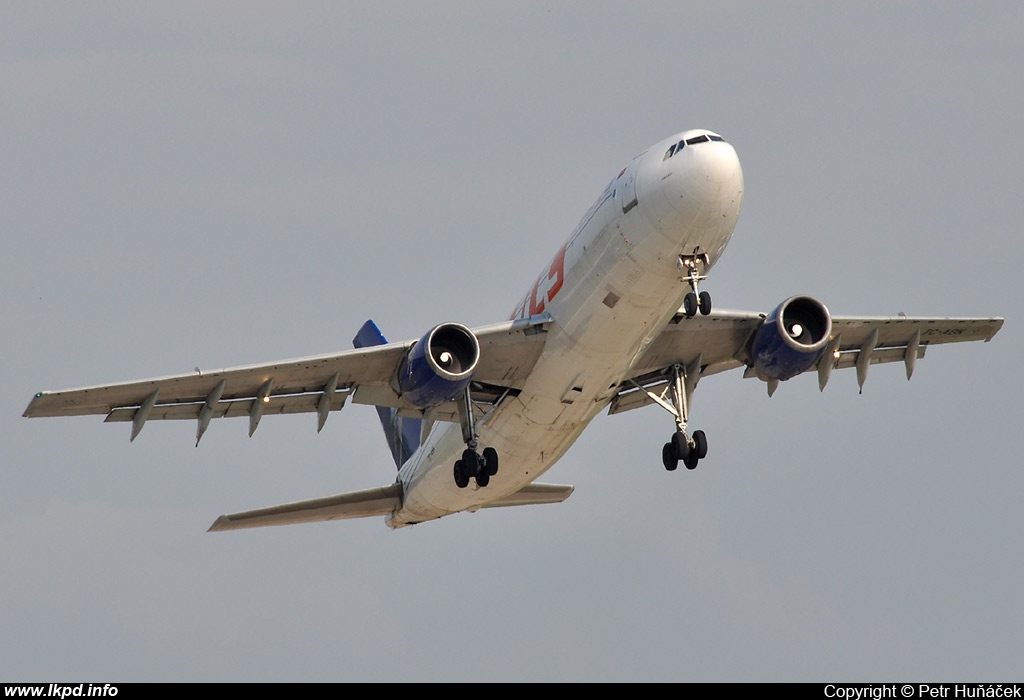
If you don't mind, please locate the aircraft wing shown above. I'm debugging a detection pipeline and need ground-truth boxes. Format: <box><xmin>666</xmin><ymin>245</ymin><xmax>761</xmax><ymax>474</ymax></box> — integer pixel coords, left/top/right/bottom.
<box><xmin>23</xmin><ymin>315</ymin><xmax>552</xmax><ymax>441</ymax></box>
<box><xmin>609</xmin><ymin>307</ymin><xmax>1004</xmax><ymax>415</ymax></box>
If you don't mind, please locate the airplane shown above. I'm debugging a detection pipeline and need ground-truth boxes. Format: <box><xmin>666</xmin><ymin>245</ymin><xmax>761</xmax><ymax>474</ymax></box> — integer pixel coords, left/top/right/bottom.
<box><xmin>23</xmin><ymin>128</ymin><xmax>1004</xmax><ymax>531</ymax></box>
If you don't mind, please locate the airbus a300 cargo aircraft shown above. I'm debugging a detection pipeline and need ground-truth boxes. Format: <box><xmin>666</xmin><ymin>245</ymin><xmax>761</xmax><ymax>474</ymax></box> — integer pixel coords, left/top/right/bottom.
<box><xmin>24</xmin><ymin>129</ymin><xmax>1003</xmax><ymax>531</ymax></box>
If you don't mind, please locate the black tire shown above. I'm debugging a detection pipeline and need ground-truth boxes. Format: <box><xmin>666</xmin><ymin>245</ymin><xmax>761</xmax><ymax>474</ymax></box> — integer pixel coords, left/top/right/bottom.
<box><xmin>698</xmin><ymin>291</ymin><xmax>712</xmax><ymax>316</ymax></box>
<box><xmin>672</xmin><ymin>431</ymin><xmax>690</xmax><ymax>459</ymax></box>
<box><xmin>454</xmin><ymin>461</ymin><xmax>469</xmax><ymax>488</ymax></box>
<box><xmin>476</xmin><ymin>469</ymin><xmax>490</xmax><ymax>487</ymax></box>
<box><xmin>692</xmin><ymin>430</ymin><xmax>708</xmax><ymax>459</ymax></box>
<box><xmin>483</xmin><ymin>447</ymin><xmax>499</xmax><ymax>476</ymax></box>
<box><xmin>662</xmin><ymin>443</ymin><xmax>678</xmax><ymax>471</ymax></box>
<box><xmin>683</xmin><ymin>292</ymin><xmax>698</xmax><ymax>318</ymax></box>
<box><xmin>684</xmin><ymin>452</ymin><xmax>699</xmax><ymax>470</ymax></box>
<box><xmin>462</xmin><ymin>448</ymin><xmax>479</xmax><ymax>476</ymax></box>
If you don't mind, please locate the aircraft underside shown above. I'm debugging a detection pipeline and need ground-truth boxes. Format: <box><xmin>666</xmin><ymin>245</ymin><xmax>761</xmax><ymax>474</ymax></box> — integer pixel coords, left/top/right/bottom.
<box><xmin>23</xmin><ymin>128</ymin><xmax>1002</xmax><ymax>531</ymax></box>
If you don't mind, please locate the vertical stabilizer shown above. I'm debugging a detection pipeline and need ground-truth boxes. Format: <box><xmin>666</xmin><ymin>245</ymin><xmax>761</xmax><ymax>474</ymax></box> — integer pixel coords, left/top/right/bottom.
<box><xmin>352</xmin><ymin>320</ymin><xmax>422</xmax><ymax>469</ymax></box>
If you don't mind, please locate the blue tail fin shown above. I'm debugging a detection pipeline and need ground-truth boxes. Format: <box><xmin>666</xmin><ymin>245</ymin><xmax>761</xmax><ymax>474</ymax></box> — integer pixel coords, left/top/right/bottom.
<box><xmin>352</xmin><ymin>320</ymin><xmax>422</xmax><ymax>469</ymax></box>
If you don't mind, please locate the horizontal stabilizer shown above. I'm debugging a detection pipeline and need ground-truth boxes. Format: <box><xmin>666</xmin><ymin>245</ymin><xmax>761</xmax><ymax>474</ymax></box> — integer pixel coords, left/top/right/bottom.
<box><xmin>208</xmin><ymin>483</ymin><xmax>402</xmax><ymax>532</ymax></box>
<box><xmin>481</xmin><ymin>482</ymin><xmax>574</xmax><ymax>508</ymax></box>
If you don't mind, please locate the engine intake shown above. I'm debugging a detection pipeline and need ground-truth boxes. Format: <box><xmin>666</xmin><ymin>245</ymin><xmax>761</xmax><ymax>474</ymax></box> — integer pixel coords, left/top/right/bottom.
<box><xmin>398</xmin><ymin>323</ymin><xmax>480</xmax><ymax>408</ymax></box>
<box><xmin>751</xmin><ymin>295</ymin><xmax>832</xmax><ymax>381</ymax></box>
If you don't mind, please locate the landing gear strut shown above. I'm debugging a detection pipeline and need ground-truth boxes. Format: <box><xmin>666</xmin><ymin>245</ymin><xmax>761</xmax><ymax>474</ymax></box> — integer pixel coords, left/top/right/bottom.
<box><xmin>632</xmin><ymin>360</ymin><xmax>709</xmax><ymax>472</ymax></box>
<box><xmin>678</xmin><ymin>251</ymin><xmax>712</xmax><ymax>318</ymax></box>
<box><xmin>452</xmin><ymin>386</ymin><xmax>499</xmax><ymax>488</ymax></box>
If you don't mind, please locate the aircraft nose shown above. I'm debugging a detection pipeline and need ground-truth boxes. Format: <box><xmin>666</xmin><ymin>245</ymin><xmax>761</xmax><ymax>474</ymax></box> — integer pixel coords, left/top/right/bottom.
<box><xmin>661</xmin><ymin>136</ymin><xmax>744</xmax><ymax>210</ymax></box>
<box><xmin>692</xmin><ymin>138</ymin><xmax>742</xmax><ymax>185</ymax></box>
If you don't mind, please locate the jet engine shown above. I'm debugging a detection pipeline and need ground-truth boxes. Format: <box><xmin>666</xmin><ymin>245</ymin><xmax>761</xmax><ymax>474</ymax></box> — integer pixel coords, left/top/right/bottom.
<box><xmin>398</xmin><ymin>323</ymin><xmax>480</xmax><ymax>408</ymax></box>
<box><xmin>750</xmin><ymin>296</ymin><xmax>832</xmax><ymax>381</ymax></box>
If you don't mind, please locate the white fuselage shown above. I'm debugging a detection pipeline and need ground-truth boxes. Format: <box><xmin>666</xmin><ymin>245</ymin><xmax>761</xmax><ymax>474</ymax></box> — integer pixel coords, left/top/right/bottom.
<box><xmin>389</xmin><ymin>130</ymin><xmax>744</xmax><ymax>527</ymax></box>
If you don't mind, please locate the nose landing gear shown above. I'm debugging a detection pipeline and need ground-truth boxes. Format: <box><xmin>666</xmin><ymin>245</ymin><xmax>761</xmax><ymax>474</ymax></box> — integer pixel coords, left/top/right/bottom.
<box><xmin>678</xmin><ymin>251</ymin><xmax>712</xmax><ymax>318</ymax></box>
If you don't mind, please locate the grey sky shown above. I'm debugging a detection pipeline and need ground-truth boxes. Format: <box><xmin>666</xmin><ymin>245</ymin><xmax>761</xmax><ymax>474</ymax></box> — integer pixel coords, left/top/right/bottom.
<box><xmin>3</xmin><ymin>2</ymin><xmax>1022</xmax><ymax>681</ymax></box>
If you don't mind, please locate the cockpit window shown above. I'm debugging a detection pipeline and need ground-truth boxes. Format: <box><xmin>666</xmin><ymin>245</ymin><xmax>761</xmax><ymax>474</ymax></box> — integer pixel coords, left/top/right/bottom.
<box><xmin>663</xmin><ymin>133</ymin><xmax>724</xmax><ymax>161</ymax></box>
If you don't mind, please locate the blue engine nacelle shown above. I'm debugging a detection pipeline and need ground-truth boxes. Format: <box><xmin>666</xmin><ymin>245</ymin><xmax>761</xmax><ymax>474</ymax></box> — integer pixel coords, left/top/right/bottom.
<box><xmin>750</xmin><ymin>296</ymin><xmax>832</xmax><ymax>382</ymax></box>
<box><xmin>398</xmin><ymin>323</ymin><xmax>480</xmax><ymax>408</ymax></box>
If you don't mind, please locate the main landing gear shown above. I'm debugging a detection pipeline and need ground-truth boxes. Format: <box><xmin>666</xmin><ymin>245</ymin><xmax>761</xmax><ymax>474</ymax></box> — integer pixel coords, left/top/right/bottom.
<box><xmin>631</xmin><ymin>361</ymin><xmax>710</xmax><ymax>471</ymax></box>
<box><xmin>662</xmin><ymin>428</ymin><xmax>707</xmax><ymax>471</ymax></box>
<box><xmin>659</xmin><ymin>362</ymin><xmax>709</xmax><ymax>471</ymax></box>
<box><xmin>454</xmin><ymin>446</ymin><xmax>498</xmax><ymax>488</ymax></box>
<box><xmin>678</xmin><ymin>251</ymin><xmax>712</xmax><ymax>318</ymax></box>
<box><xmin>452</xmin><ymin>386</ymin><xmax>499</xmax><ymax>488</ymax></box>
